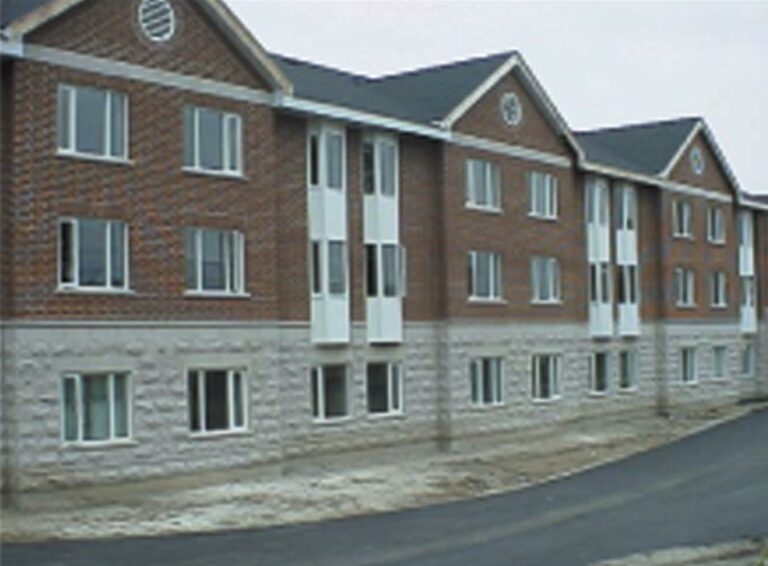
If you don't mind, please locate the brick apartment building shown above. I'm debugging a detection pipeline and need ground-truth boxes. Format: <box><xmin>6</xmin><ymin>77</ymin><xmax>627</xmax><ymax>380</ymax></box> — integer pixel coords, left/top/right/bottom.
<box><xmin>0</xmin><ymin>0</ymin><xmax>765</xmax><ymax>492</ymax></box>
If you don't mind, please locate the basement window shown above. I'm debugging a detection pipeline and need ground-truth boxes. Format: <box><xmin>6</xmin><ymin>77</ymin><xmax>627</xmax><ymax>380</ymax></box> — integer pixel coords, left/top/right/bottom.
<box><xmin>188</xmin><ymin>369</ymin><xmax>247</xmax><ymax>434</ymax></box>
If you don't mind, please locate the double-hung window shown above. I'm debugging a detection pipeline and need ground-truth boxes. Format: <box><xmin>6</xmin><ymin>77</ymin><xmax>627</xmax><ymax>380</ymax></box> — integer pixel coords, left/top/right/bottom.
<box><xmin>615</xmin><ymin>185</ymin><xmax>637</xmax><ymax>231</ymax></box>
<box><xmin>365</xmin><ymin>243</ymin><xmax>406</xmax><ymax>298</ymax></box>
<box><xmin>183</xmin><ymin>105</ymin><xmax>242</xmax><ymax>175</ymax></box>
<box><xmin>618</xmin><ymin>350</ymin><xmax>637</xmax><ymax>390</ymax></box>
<box><xmin>531</xmin><ymin>354</ymin><xmax>561</xmax><ymax>400</ymax></box>
<box><xmin>185</xmin><ymin>228</ymin><xmax>245</xmax><ymax>294</ymax></box>
<box><xmin>362</xmin><ymin>138</ymin><xmax>397</xmax><ymax>196</ymax></box>
<box><xmin>672</xmin><ymin>200</ymin><xmax>693</xmax><ymax>238</ymax></box>
<box><xmin>59</xmin><ymin>217</ymin><xmax>128</xmax><ymax>291</ymax></box>
<box><xmin>470</xmin><ymin>357</ymin><xmax>504</xmax><ymax>406</ymax></box>
<box><xmin>531</xmin><ymin>256</ymin><xmax>561</xmax><ymax>303</ymax></box>
<box><xmin>62</xmin><ymin>373</ymin><xmax>130</xmax><ymax>443</ymax></box>
<box><xmin>710</xmin><ymin>271</ymin><xmax>728</xmax><ymax>307</ymax></box>
<box><xmin>57</xmin><ymin>84</ymin><xmax>127</xmax><ymax>160</ymax></box>
<box><xmin>590</xmin><ymin>352</ymin><xmax>609</xmax><ymax>394</ymax></box>
<box><xmin>311</xmin><ymin>240</ymin><xmax>347</xmax><ymax>296</ymax></box>
<box><xmin>589</xmin><ymin>262</ymin><xmax>612</xmax><ymax>305</ymax></box>
<box><xmin>680</xmin><ymin>347</ymin><xmax>698</xmax><ymax>383</ymax></box>
<box><xmin>311</xmin><ymin>365</ymin><xmax>349</xmax><ymax>420</ymax></box>
<box><xmin>713</xmin><ymin>346</ymin><xmax>727</xmax><ymax>379</ymax></box>
<box><xmin>617</xmin><ymin>265</ymin><xmax>639</xmax><ymax>305</ymax></box>
<box><xmin>741</xmin><ymin>344</ymin><xmax>755</xmax><ymax>377</ymax></box>
<box><xmin>706</xmin><ymin>207</ymin><xmax>725</xmax><ymax>243</ymax></box>
<box><xmin>188</xmin><ymin>369</ymin><xmax>247</xmax><ymax>433</ymax></box>
<box><xmin>741</xmin><ymin>276</ymin><xmax>756</xmax><ymax>309</ymax></box>
<box><xmin>674</xmin><ymin>267</ymin><xmax>696</xmax><ymax>307</ymax></box>
<box><xmin>468</xmin><ymin>251</ymin><xmax>502</xmax><ymax>300</ymax></box>
<box><xmin>367</xmin><ymin>362</ymin><xmax>403</xmax><ymax>415</ymax></box>
<box><xmin>528</xmin><ymin>171</ymin><xmax>558</xmax><ymax>219</ymax></box>
<box><xmin>465</xmin><ymin>159</ymin><xmax>501</xmax><ymax>210</ymax></box>
<box><xmin>309</xmin><ymin>128</ymin><xmax>344</xmax><ymax>189</ymax></box>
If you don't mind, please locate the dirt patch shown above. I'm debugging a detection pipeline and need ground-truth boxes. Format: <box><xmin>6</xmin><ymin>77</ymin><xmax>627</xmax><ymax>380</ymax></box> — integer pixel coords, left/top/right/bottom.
<box><xmin>0</xmin><ymin>403</ymin><xmax>759</xmax><ymax>542</ymax></box>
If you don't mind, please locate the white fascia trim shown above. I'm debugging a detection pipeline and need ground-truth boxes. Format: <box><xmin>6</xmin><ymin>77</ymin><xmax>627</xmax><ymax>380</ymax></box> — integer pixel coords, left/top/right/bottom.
<box><xmin>279</xmin><ymin>95</ymin><xmax>449</xmax><ymax>140</ymax></box>
<box><xmin>0</xmin><ymin>36</ymin><xmax>24</xmax><ymax>57</ymax></box>
<box><xmin>739</xmin><ymin>198</ymin><xmax>768</xmax><ymax>212</ymax></box>
<box><xmin>23</xmin><ymin>45</ymin><xmax>274</xmax><ymax>105</ymax></box>
<box><xmin>660</xmin><ymin>121</ymin><xmax>702</xmax><ymax>178</ymax></box>
<box><xmin>451</xmin><ymin>132</ymin><xmax>571</xmax><ymax>169</ymax></box>
<box><xmin>582</xmin><ymin>161</ymin><xmax>732</xmax><ymax>204</ymax></box>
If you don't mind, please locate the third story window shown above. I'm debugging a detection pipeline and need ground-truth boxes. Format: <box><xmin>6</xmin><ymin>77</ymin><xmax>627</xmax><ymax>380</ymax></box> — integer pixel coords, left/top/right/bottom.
<box><xmin>470</xmin><ymin>357</ymin><xmax>504</xmax><ymax>406</ymax></box>
<box><xmin>367</xmin><ymin>362</ymin><xmax>403</xmax><ymax>414</ymax></box>
<box><xmin>366</xmin><ymin>243</ymin><xmax>406</xmax><ymax>298</ymax></box>
<box><xmin>528</xmin><ymin>171</ymin><xmax>558</xmax><ymax>219</ymax></box>
<box><xmin>185</xmin><ymin>228</ymin><xmax>245</xmax><ymax>294</ymax></box>
<box><xmin>706</xmin><ymin>207</ymin><xmax>725</xmax><ymax>243</ymax></box>
<box><xmin>362</xmin><ymin>138</ymin><xmax>397</xmax><ymax>196</ymax></box>
<box><xmin>57</xmin><ymin>84</ymin><xmax>127</xmax><ymax>159</ymax></box>
<box><xmin>183</xmin><ymin>105</ymin><xmax>242</xmax><ymax>174</ymax></box>
<box><xmin>59</xmin><ymin>218</ymin><xmax>128</xmax><ymax>290</ymax></box>
<box><xmin>672</xmin><ymin>200</ymin><xmax>693</xmax><ymax>238</ymax></box>
<box><xmin>468</xmin><ymin>251</ymin><xmax>502</xmax><ymax>300</ymax></box>
<box><xmin>531</xmin><ymin>256</ymin><xmax>561</xmax><ymax>303</ymax></box>
<box><xmin>188</xmin><ymin>369</ymin><xmax>246</xmax><ymax>433</ymax></box>
<box><xmin>615</xmin><ymin>185</ymin><xmax>637</xmax><ymax>231</ymax></box>
<box><xmin>465</xmin><ymin>159</ymin><xmax>501</xmax><ymax>210</ymax></box>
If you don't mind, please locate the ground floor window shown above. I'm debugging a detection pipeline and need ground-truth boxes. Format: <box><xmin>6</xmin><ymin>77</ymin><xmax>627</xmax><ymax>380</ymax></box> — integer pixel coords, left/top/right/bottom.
<box><xmin>367</xmin><ymin>362</ymin><xmax>403</xmax><ymax>415</ymax></box>
<box><xmin>470</xmin><ymin>357</ymin><xmax>504</xmax><ymax>406</ymax></box>
<box><xmin>532</xmin><ymin>354</ymin><xmax>561</xmax><ymax>400</ymax></box>
<box><xmin>680</xmin><ymin>348</ymin><xmax>698</xmax><ymax>383</ymax></box>
<box><xmin>188</xmin><ymin>369</ymin><xmax>247</xmax><ymax>433</ymax></box>
<box><xmin>713</xmin><ymin>346</ymin><xmax>728</xmax><ymax>379</ymax></box>
<box><xmin>62</xmin><ymin>373</ymin><xmax>130</xmax><ymax>443</ymax></box>
<box><xmin>590</xmin><ymin>352</ymin><xmax>609</xmax><ymax>394</ymax></box>
<box><xmin>618</xmin><ymin>350</ymin><xmax>637</xmax><ymax>390</ymax></box>
<box><xmin>741</xmin><ymin>344</ymin><xmax>755</xmax><ymax>377</ymax></box>
<box><xmin>311</xmin><ymin>365</ymin><xmax>349</xmax><ymax>420</ymax></box>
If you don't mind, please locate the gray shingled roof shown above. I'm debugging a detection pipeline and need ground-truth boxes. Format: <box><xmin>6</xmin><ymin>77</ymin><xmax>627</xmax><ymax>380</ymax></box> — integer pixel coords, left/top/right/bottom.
<box><xmin>272</xmin><ymin>51</ymin><xmax>514</xmax><ymax>125</ymax></box>
<box><xmin>575</xmin><ymin>117</ymin><xmax>700</xmax><ymax>176</ymax></box>
<box><xmin>0</xmin><ymin>0</ymin><xmax>50</xmax><ymax>28</ymax></box>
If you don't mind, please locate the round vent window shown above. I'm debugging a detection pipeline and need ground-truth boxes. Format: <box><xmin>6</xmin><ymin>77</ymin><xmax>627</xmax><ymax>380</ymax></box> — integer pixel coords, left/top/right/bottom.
<box><xmin>690</xmin><ymin>146</ymin><xmax>705</xmax><ymax>175</ymax></box>
<box><xmin>138</xmin><ymin>0</ymin><xmax>176</xmax><ymax>43</ymax></box>
<box><xmin>499</xmin><ymin>92</ymin><xmax>523</xmax><ymax>127</ymax></box>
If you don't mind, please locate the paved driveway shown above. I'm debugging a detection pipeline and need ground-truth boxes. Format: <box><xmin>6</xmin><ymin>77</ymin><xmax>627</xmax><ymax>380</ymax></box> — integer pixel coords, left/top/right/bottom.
<box><xmin>4</xmin><ymin>408</ymin><xmax>767</xmax><ymax>566</ymax></box>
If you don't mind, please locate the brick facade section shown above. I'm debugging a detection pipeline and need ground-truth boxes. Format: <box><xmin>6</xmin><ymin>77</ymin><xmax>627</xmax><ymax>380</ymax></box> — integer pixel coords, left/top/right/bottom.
<box><xmin>668</xmin><ymin>131</ymin><xmax>733</xmax><ymax>196</ymax></box>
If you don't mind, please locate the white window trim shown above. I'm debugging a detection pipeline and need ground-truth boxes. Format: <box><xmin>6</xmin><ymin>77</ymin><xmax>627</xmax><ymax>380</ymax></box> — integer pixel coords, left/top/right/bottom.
<box><xmin>465</xmin><ymin>159</ymin><xmax>502</xmax><ymax>212</ymax></box>
<box><xmin>618</xmin><ymin>350</ymin><xmax>638</xmax><ymax>391</ymax></box>
<box><xmin>672</xmin><ymin>200</ymin><xmax>693</xmax><ymax>239</ymax></box>
<box><xmin>680</xmin><ymin>347</ymin><xmax>699</xmax><ymax>384</ymax></box>
<box><xmin>741</xmin><ymin>344</ymin><xmax>755</xmax><ymax>378</ymax></box>
<box><xmin>531</xmin><ymin>354</ymin><xmax>562</xmax><ymax>402</ymax></box>
<box><xmin>589</xmin><ymin>262</ymin><xmax>612</xmax><ymax>305</ymax></box>
<box><xmin>187</xmin><ymin>368</ymin><xmax>249</xmax><ymax>436</ymax></box>
<box><xmin>312</xmin><ymin>365</ymin><xmax>352</xmax><ymax>423</ymax></box>
<box><xmin>185</xmin><ymin>228</ymin><xmax>246</xmax><ymax>296</ymax></box>
<box><xmin>706</xmin><ymin>207</ymin><xmax>726</xmax><ymax>245</ymax></box>
<box><xmin>468</xmin><ymin>251</ymin><xmax>503</xmax><ymax>301</ymax></box>
<box><xmin>531</xmin><ymin>256</ymin><xmax>562</xmax><ymax>304</ymax></box>
<box><xmin>57</xmin><ymin>217</ymin><xmax>130</xmax><ymax>292</ymax></box>
<box><xmin>366</xmin><ymin>362</ymin><xmax>404</xmax><ymax>417</ymax></box>
<box><xmin>183</xmin><ymin>105</ymin><xmax>243</xmax><ymax>177</ymax></box>
<box><xmin>674</xmin><ymin>267</ymin><xmax>696</xmax><ymax>308</ymax></box>
<box><xmin>615</xmin><ymin>184</ymin><xmax>638</xmax><ymax>232</ymax></box>
<box><xmin>617</xmin><ymin>264</ymin><xmax>640</xmax><ymax>306</ymax></box>
<box><xmin>710</xmin><ymin>271</ymin><xmax>728</xmax><ymax>308</ymax></box>
<box><xmin>57</xmin><ymin>83</ymin><xmax>129</xmax><ymax>161</ymax></box>
<box><xmin>590</xmin><ymin>352</ymin><xmax>610</xmax><ymax>396</ymax></box>
<box><xmin>528</xmin><ymin>171</ymin><xmax>558</xmax><ymax>220</ymax></box>
<box><xmin>60</xmin><ymin>372</ymin><xmax>133</xmax><ymax>446</ymax></box>
<box><xmin>712</xmin><ymin>346</ymin><xmax>729</xmax><ymax>381</ymax></box>
<box><xmin>469</xmin><ymin>357</ymin><xmax>505</xmax><ymax>407</ymax></box>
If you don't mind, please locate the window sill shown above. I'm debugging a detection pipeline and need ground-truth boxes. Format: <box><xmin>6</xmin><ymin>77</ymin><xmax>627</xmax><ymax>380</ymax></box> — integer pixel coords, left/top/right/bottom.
<box><xmin>57</xmin><ymin>286</ymin><xmax>135</xmax><ymax>296</ymax></box>
<box><xmin>531</xmin><ymin>299</ymin><xmax>563</xmax><ymax>306</ymax></box>
<box><xmin>468</xmin><ymin>297</ymin><xmax>507</xmax><ymax>305</ymax></box>
<box><xmin>56</xmin><ymin>149</ymin><xmax>133</xmax><ymax>166</ymax></box>
<box><xmin>681</xmin><ymin>380</ymin><xmax>699</xmax><ymax>386</ymax></box>
<box><xmin>528</xmin><ymin>213</ymin><xmax>558</xmax><ymax>222</ymax></box>
<box><xmin>313</xmin><ymin>415</ymin><xmax>354</xmax><ymax>426</ymax></box>
<box><xmin>708</xmin><ymin>240</ymin><xmax>727</xmax><ymax>246</ymax></box>
<box><xmin>675</xmin><ymin>303</ymin><xmax>698</xmax><ymax>309</ymax></box>
<box><xmin>710</xmin><ymin>376</ymin><xmax>729</xmax><ymax>382</ymax></box>
<box><xmin>184</xmin><ymin>290</ymin><xmax>251</xmax><ymax>299</ymax></box>
<box><xmin>469</xmin><ymin>402</ymin><xmax>506</xmax><ymax>410</ymax></box>
<box><xmin>62</xmin><ymin>439</ymin><xmax>137</xmax><ymax>450</ymax></box>
<box><xmin>182</xmin><ymin>166</ymin><xmax>247</xmax><ymax>181</ymax></box>
<box><xmin>532</xmin><ymin>396</ymin><xmax>561</xmax><ymax>404</ymax></box>
<box><xmin>672</xmin><ymin>234</ymin><xmax>694</xmax><ymax>241</ymax></box>
<box><xmin>710</xmin><ymin>304</ymin><xmax>728</xmax><ymax>310</ymax></box>
<box><xmin>366</xmin><ymin>411</ymin><xmax>405</xmax><ymax>420</ymax></box>
<box><xmin>189</xmin><ymin>429</ymin><xmax>250</xmax><ymax>440</ymax></box>
<box><xmin>617</xmin><ymin>386</ymin><xmax>638</xmax><ymax>393</ymax></box>
<box><xmin>589</xmin><ymin>391</ymin><xmax>608</xmax><ymax>398</ymax></box>
<box><xmin>465</xmin><ymin>203</ymin><xmax>503</xmax><ymax>214</ymax></box>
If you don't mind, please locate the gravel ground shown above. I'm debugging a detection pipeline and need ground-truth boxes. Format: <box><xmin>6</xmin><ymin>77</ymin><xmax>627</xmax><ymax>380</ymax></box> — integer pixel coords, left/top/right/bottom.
<box><xmin>0</xmin><ymin>403</ymin><xmax>758</xmax><ymax>542</ymax></box>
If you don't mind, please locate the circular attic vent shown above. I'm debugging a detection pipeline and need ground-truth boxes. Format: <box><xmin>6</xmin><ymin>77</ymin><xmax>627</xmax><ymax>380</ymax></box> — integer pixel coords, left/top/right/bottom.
<box><xmin>499</xmin><ymin>92</ymin><xmax>523</xmax><ymax>127</ymax></box>
<box><xmin>138</xmin><ymin>0</ymin><xmax>176</xmax><ymax>43</ymax></box>
<box><xmin>690</xmin><ymin>146</ymin><xmax>705</xmax><ymax>175</ymax></box>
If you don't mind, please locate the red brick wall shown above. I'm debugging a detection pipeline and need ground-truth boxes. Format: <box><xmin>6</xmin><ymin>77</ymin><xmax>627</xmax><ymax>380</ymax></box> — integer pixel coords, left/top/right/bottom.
<box><xmin>28</xmin><ymin>0</ymin><xmax>271</xmax><ymax>91</ymax></box>
<box><xmin>668</xmin><ymin>131</ymin><xmax>734</xmax><ymax>196</ymax></box>
<box><xmin>0</xmin><ymin>59</ymin><xmax>15</xmax><ymax>320</ymax></box>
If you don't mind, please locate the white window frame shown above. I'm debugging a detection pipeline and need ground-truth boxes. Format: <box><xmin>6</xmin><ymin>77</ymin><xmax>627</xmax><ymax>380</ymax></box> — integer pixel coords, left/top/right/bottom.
<box><xmin>465</xmin><ymin>159</ymin><xmax>501</xmax><ymax>212</ymax></box>
<box><xmin>672</xmin><ymin>199</ymin><xmax>693</xmax><ymax>239</ymax></box>
<box><xmin>468</xmin><ymin>251</ymin><xmax>503</xmax><ymax>301</ymax></box>
<box><xmin>589</xmin><ymin>262</ymin><xmax>612</xmax><ymax>305</ymax></box>
<box><xmin>741</xmin><ymin>276</ymin><xmax>756</xmax><ymax>308</ymax></box>
<box><xmin>183</xmin><ymin>105</ymin><xmax>242</xmax><ymax>176</ymax></box>
<box><xmin>590</xmin><ymin>351</ymin><xmax>610</xmax><ymax>395</ymax></box>
<box><xmin>57</xmin><ymin>84</ymin><xmax>129</xmax><ymax>162</ymax></box>
<box><xmin>187</xmin><ymin>368</ymin><xmax>248</xmax><ymax>435</ymax></box>
<box><xmin>615</xmin><ymin>184</ymin><xmax>637</xmax><ymax>232</ymax></box>
<box><xmin>58</xmin><ymin>217</ymin><xmax>130</xmax><ymax>292</ymax></box>
<box><xmin>362</xmin><ymin>136</ymin><xmax>398</xmax><ymax>197</ymax></box>
<box><xmin>617</xmin><ymin>264</ymin><xmax>639</xmax><ymax>305</ymax></box>
<box><xmin>680</xmin><ymin>347</ymin><xmax>698</xmax><ymax>384</ymax></box>
<box><xmin>470</xmin><ymin>357</ymin><xmax>504</xmax><ymax>406</ymax></box>
<box><xmin>712</xmin><ymin>346</ymin><xmax>728</xmax><ymax>380</ymax></box>
<box><xmin>308</xmin><ymin>124</ymin><xmax>346</xmax><ymax>191</ymax></box>
<box><xmin>366</xmin><ymin>362</ymin><xmax>403</xmax><ymax>416</ymax></box>
<box><xmin>185</xmin><ymin>227</ymin><xmax>246</xmax><ymax>296</ymax></box>
<box><xmin>531</xmin><ymin>354</ymin><xmax>562</xmax><ymax>401</ymax></box>
<box><xmin>528</xmin><ymin>171</ymin><xmax>558</xmax><ymax>220</ymax></box>
<box><xmin>710</xmin><ymin>271</ymin><xmax>728</xmax><ymax>308</ymax></box>
<box><xmin>706</xmin><ymin>206</ymin><xmax>725</xmax><ymax>244</ymax></box>
<box><xmin>61</xmin><ymin>372</ymin><xmax>132</xmax><ymax>445</ymax></box>
<box><xmin>311</xmin><ymin>365</ymin><xmax>351</xmax><ymax>422</ymax></box>
<box><xmin>618</xmin><ymin>350</ymin><xmax>638</xmax><ymax>391</ymax></box>
<box><xmin>531</xmin><ymin>256</ymin><xmax>561</xmax><ymax>304</ymax></box>
<box><xmin>366</xmin><ymin>243</ymin><xmax>406</xmax><ymax>298</ymax></box>
<box><xmin>674</xmin><ymin>267</ymin><xmax>696</xmax><ymax>307</ymax></box>
<box><xmin>741</xmin><ymin>344</ymin><xmax>755</xmax><ymax>378</ymax></box>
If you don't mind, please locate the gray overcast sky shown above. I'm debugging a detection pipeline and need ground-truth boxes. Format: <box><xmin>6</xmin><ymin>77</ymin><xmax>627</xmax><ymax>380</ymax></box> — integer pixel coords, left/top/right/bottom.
<box><xmin>228</xmin><ymin>1</ymin><xmax>768</xmax><ymax>195</ymax></box>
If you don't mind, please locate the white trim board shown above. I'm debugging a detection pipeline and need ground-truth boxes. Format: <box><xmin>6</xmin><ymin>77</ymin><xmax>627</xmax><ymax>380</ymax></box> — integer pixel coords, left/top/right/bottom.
<box><xmin>660</xmin><ymin>121</ymin><xmax>702</xmax><ymax>178</ymax></box>
<box><xmin>451</xmin><ymin>133</ymin><xmax>571</xmax><ymax>169</ymax></box>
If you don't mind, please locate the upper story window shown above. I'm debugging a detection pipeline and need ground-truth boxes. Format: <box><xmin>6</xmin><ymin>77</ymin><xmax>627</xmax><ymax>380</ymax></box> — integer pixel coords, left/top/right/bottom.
<box><xmin>674</xmin><ymin>267</ymin><xmax>696</xmax><ymax>307</ymax></box>
<box><xmin>617</xmin><ymin>265</ymin><xmax>639</xmax><ymax>305</ymax></box>
<box><xmin>188</xmin><ymin>369</ymin><xmax>247</xmax><ymax>434</ymax></box>
<box><xmin>365</xmin><ymin>244</ymin><xmax>406</xmax><ymax>298</ymax></box>
<box><xmin>183</xmin><ymin>105</ymin><xmax>242</xmax><ymax>175</ymax></box>
<box><xmin>586</xmin><ymin>179</ymin><xmax>610</xmax><ymax>226</ymax></box>
<box><xmin>470</xmin><ymin>357</ymin><xmax>504</xmax><ymax>406</ymax></box>
<box><xmin>308</xmin><ymin>127</ymin><xmax>345</xmax><ymax>190</ymax></box>
<box><xmin>62</xmin><ymin>372</ymin><xmax>131</xmax><ymax>444</ymax></box>
<box><xmin>468</xmin><ymin>251</ymin><xmax>502</xmax><ymax>301</ymax></box>
<box><xmin>672</xmin><ymin>199</ymin><xmax>693</xmax><ymax>238</ymax></box>
<box><xmin>615</xmin><ymin>185</ymin><xmax>637</xmax><ymax>231</ymax></box>
<box><xmin>362</xmin><ymin>137</ymin><xmax>397</xmax><ymax>196</ymax></box>
<box><xmin>311</xmin><ymin>240</ymin><xmax>347</xmax><ymax>296</ymax></box>
<box><xmin>737</xmin><ymin>211</ymin><xmax>754</xmax><ymax>248</ymax></box>
<box><xmin>710</xmin><ymin>271</ymin><xmax>728</xmax><ymax>308</ymax></box>
<box><xmin>184</xmin><ymin>227</ymin><xmax>245</xmax><ymax>295</ymax></box>
<box><xmin>59</xmin><ymin>217</ymin><xmax>128</xmax><ymax>291</ymax></box>
<box><xmin>528</xmin><ymin>171</ymin><xmax>558</xmax><ymax>219</ymax></box>
<box><xmin>531</xmin><ymin>256</ymin><xmax>561</xmax><ymax>303</ymax></box>
<box><xmin>465</xmin><ymin>159</ymin><xmax>501</xmax><ymax>211</ymax></box>
<box><xmin>741</xmin><ymin>276</ymin><xmax>756</xmax><ymax>308</ymax></box>
<box><xmin>57</xmin><ymin>84</ymin><xmax>127</xmax><ymax>160</ymax></box>
<box><xmin>706</xmin><ymin>207</ymin><xmax>725</xmax><ymax>244</ymax></box>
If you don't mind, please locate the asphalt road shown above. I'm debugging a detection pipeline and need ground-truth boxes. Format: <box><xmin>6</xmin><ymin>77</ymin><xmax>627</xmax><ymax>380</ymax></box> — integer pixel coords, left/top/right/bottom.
<box><xmin>3</xmin><ymin>408</ymin><xmax>768</xmax><ymax>566</ymax></box>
